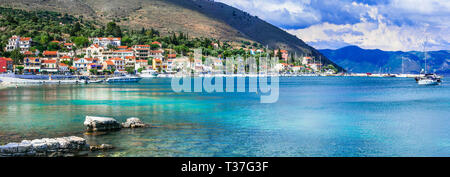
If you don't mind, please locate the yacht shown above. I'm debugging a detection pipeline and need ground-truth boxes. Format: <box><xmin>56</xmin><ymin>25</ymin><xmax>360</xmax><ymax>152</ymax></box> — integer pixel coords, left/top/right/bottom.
<box><xmin>415</xmin><ymin>74</ymin><xmax>441</xmax><ymax>85</ymax></box>
<box><xmin>415</xmin><ymin>39</ymin><xmax>442</xmax><ymax>85</ymax></box>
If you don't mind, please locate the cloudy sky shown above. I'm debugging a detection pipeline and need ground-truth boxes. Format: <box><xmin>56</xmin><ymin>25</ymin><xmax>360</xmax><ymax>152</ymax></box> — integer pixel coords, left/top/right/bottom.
<box><xmin>216</xmin><ymin>0</ymin><xmax>450</xmax><ymax>51</ymax></box>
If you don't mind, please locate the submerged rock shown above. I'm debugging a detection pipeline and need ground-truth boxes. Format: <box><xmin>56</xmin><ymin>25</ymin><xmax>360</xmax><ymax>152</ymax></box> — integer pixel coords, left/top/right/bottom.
<box><xmin>84</xmin><ymin>116</ymin><xmax>122</xmax><ymax>132</ymax></box>
<box><xmin>122</xmin><ymin>117</ymin><xmax>148</xmax><ymax>128</ymax></box>
<box><xmin>90</xmin><ymin>144</ymin><xmax>114</xmax><ymax>151</ymax></box>
<box><xmin>0</xmin><ymin>136</ymin><xmax>89</xmax><ymax>157</ymax></box>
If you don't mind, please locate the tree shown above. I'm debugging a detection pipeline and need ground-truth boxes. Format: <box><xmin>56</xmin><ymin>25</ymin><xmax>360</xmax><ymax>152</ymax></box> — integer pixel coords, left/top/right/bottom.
<box><xmin>16</xmin><ymin>65</ymin><xmax>24</xmax><ymax>74</ymax></box>
<box><xmin>125</xmin><ymin>67</ymin><xmax>135</xmax><ymax>74</ymax></box>
<box><xmin>73</xmin><ymin>36</ymin><xmax>89</xmax><ymax>48</ymax></box>
<box><xmin>106</xmin><ymin>22</ymin><xmax>122</xmax><ymax>37</ymax></box>
<box><xmin>10</xmin><ymin>49</ymin><xmax>24</xmax><ymax>65</ymax></box>
<box><xmin>89</xmin><ymin>69</ymin><xmax>98</xmax><ymax>75</ymax></box>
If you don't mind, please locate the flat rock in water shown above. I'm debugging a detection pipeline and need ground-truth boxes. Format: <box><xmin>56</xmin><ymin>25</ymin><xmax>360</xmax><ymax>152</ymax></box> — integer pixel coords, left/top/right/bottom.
<box><xmin>84</xmin><ymin>116</ymin><xmax>122</xmax><ymax>132</ymax></box>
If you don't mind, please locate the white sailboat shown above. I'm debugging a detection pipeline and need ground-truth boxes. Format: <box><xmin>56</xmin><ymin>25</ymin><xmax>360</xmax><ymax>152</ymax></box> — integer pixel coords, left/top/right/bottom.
<box><xmin>415</xmin><ymin>39</ymin><xmax>441</xmax><ymax>85</ymax></box>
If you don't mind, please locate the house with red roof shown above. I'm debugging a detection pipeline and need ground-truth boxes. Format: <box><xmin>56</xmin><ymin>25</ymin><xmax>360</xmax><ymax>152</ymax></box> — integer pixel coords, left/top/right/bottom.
<box><xmin>274</xmin><ymin>49</ymin><xmax>289</xmax><ymax>61</ymax></box>
<box><xmin>151</xmin><ymin>41</ymin><xmax>162</xmax><ymax>48</ymax></box>
<box><xmin>59</xmin><ymin>55</ymin><xmax>72</xmax><ymax>62</ymax></box>
<box><xmin>41</xmin><ymin>59</ymin><xmax>58</xmax><ymax>73</ymax></box>
<box><xmin>64</xmin><ymin>43</ymin><xmax>75</xmax><ymax>50</ymax></box>
<box><xmin>43</xmin><ymin>51</ymin><xmax>59</xmax><ymax>59</ymax></box>
<box><xmin>73</xmin><ymin>58</ymin><xmax>93</xmax><ymax>71</ymax></box>
<box><xmin>58</xmin><ymin>63</ymin><xmax>70</xmax><ymax>73</ymax></box>
<box><xmin>109</xmin><ymin>58</ymin><xmax>125</xmax><ymax>71</ymax></box>
<box><xmin>133</xmin><ymin>45</ymin><xmax>150</xmax><ymax>60</ymax></box>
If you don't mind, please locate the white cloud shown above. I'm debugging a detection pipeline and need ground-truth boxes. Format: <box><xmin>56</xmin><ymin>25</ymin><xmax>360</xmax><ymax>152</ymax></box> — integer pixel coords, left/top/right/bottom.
<box><xmin>216</xmin><ymin>0</ymin><xmax>450</xmax><ymax>51</ymax></box>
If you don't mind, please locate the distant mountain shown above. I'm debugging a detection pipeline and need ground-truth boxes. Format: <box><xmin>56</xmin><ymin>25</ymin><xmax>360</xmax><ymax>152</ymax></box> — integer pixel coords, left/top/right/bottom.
<box><xmin>320</xmin><ymin>46</ymin><xmax>450</xmax><ymax>74</ymax></box>
<box><xmin>0</xmin><ymin>0</ymin><xmax>342</xmax><ymax>70</ymax></box>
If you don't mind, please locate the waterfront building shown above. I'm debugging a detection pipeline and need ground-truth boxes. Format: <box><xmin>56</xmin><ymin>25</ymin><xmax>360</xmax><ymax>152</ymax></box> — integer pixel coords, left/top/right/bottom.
<box><xmin>109</xmin><ymin>58</ymin><xmax>126</xmax><ymax>71</ymax></box>
<box><xmin>152</xmin><ymin>58</ymin><xmax>163</xmax><ymax>71</ymax></box>
<box><xmin>73</xmin><ymin>58</ymin><xmax>93</xmax><ymax>71</ymax></box>
<box><xmin>4</xmin><ymin>36</ymin><xmax>32</xmax><ymax>53</ymax></box>
<box><xmin>125</xmin><ymin>56</ymin><xmax>137</xmax><ymax>69</ymax></box>
<box><xmin>58</xmin><ymin>63</ymin><xmax>69</xmax><ymax>73</ymax></box>
<box><xmin>0</xmin><ymin>57</ymin><xmax>14</xmax><ymax>73</ymax></box>
<box><xmin>102</xmin><ymin>60</ymin><xmax>116</xmax><ymax>71</ymax></box>
<box><xmin>41</xmin><ymin>60</ymin><xmax>58</xmax><ymax>73</ymax></box>
<box><xmin>135</xmin><ymin>60</ymin><xmax>149</xmax><ymax>70</ymax></box>
<box><xmin>24</xmin><ymin>57</ymin><xmax>41</xmax><ymax>73</ymax></box>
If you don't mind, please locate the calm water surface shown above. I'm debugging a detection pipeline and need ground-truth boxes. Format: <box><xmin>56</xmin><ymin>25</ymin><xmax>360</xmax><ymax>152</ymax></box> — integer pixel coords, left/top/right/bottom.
<box><xmin>0</xmin><ymin>77</ymin><xmax>449</xmax><ymax>157</ymax></box>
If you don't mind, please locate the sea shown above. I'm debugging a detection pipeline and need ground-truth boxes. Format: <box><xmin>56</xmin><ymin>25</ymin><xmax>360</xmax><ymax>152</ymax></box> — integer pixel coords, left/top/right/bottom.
<box><xmin>0</xmin><ymin>76</ymin><xmax>449</xmax><ymax>157</ymax></box>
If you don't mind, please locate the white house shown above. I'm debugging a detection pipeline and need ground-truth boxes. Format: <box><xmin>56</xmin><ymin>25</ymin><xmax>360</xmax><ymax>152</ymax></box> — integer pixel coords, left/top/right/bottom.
<box><xmin>5</xmin><ymin>36</ymin><xmax>32</xmax><ymax>53</ymax></box>
<box><xmin>90</xmin><ymin>37</ymin><xmax>121</xmax><ymax>48</ymax></box>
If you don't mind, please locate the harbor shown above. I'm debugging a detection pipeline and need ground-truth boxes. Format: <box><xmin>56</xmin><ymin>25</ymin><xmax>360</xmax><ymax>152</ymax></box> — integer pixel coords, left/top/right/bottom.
<box><xmin>0</xmin><ymin>77</ymin><xmax>448</xmax><ymax>157</ymax></box>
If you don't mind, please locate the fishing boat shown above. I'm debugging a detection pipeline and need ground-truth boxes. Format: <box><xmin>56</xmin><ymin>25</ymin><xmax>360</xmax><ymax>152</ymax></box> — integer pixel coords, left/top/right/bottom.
<box><xmin>139</xmin><ymin>69</ymin><xmax>159</xmax><ymax>78</ymax></box>
<box><xmin>106</xmin><ymin>75</ymin><xmax>142</xmax><ymax>83</ymax></box>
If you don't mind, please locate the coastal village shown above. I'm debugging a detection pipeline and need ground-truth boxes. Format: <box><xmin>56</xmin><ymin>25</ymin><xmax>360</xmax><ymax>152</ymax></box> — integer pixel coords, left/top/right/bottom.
<box><xmin>0</xmin><ymin>35</ymin><xmax>335</xmax><ymax>76</ymax></box>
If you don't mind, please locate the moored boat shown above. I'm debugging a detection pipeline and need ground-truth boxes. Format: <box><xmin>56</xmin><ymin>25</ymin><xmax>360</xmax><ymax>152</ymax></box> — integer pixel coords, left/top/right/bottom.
<box><xmin>139</xmin><ymin>69</ymin><xmax>159</xmax><ymax>78</ymax></box>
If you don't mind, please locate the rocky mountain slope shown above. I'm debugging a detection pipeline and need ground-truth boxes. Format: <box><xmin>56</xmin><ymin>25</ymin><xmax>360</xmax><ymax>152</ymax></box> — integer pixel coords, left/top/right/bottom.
<box><xmin>0</xmin><ymin>0</ymin><xmax>342</xmax><ymax>70</ymax></box>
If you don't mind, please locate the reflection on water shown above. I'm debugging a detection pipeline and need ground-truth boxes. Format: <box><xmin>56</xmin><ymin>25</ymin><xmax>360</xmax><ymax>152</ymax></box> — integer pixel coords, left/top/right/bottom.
<box><xmin>0</xmin><ymin>77</ymin><xmax>449</xmax><ymax>157</ymax></box>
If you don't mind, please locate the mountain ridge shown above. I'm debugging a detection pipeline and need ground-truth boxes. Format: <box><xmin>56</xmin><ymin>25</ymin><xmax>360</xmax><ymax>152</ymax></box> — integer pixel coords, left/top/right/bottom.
<box><xmin>320</xmin><ymin>45</ymin><xmax>450</xmax><ymax>74</ymax></box>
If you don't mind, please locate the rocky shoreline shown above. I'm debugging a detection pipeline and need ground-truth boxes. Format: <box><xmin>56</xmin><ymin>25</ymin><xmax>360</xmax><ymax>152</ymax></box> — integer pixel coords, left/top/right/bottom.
<box><xmin>1</xmin><ymin>116</ymin><xmax>149</xmax><ymax>157</ymax></box>
<box><xmin>0</xmin><ymin>136</ymin><xmax>89</xmax><ymax>157</ymax></box>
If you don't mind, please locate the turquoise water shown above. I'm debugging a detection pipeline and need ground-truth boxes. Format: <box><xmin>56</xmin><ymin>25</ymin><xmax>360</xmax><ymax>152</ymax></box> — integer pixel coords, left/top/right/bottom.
<box><xmin>0</xmin><ymin>77</ymin><xmax>449</xmax><ymax>157</ymax></box>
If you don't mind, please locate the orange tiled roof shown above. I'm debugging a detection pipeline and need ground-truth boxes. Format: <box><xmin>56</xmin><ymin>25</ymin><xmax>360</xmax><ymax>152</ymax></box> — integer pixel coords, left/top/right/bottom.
<box><xmin>118</xmin><ymin>46</ymin><xmax>128</xmax><ymax>49</ymax></box>
<box><xmin>105</xmin><ymin>61</ymin><xmax>115</xmax><ymax>65</ymax></box>
<box><xmin>43</xmin><ymin>60</ymin><xmax>57</xmax><ymax>63</ymax></box>
<box><xmin>60</xmin><ymin>56</ymin><xmax>71</xmax><ymax>59</ymax></box>
<box><xmin>136</xmin><ymin>60</ymin><xmax>148</xmax><ymax>63</ymax></box>
<box><xmin>20</xmin><ymin>37</ymin><xmax>32</xmax><ymax>41</ymax></box>
<box><xmin>64</xmin><ymin>43</ymin><xmax>74</xmax><ymax>46</ymax></box>
<box><xmin>167</xmin><ymin>54</ymin><xmax>177</xmax><ymax>58</ymax></box>
<box><xmin>59</xmin><ymin>63</ymin><xmax>68</xmax><ymax>67</ymax></box>
<box><xmin>43</xmin><ymin>51</ymin><xmax>58</xmax><ymax>56</ymax></box>
<box><xmin>151</xmin><ymin>41</ymin><xmax>161</xmax><ymax>45</ymax></box>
